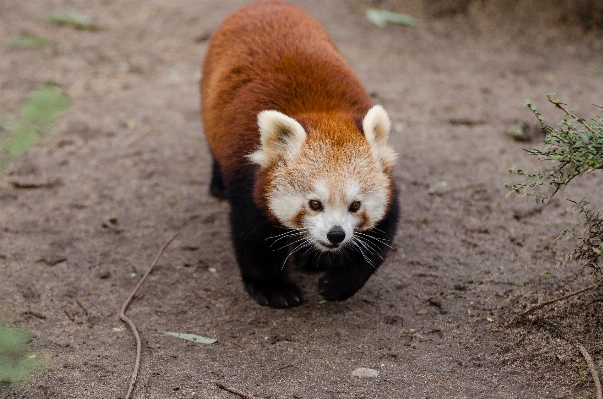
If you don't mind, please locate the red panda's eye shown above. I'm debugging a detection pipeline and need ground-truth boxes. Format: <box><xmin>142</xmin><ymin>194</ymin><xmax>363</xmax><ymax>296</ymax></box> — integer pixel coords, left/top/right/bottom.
<box><xmin>309</xmin><ymin>200</ymin><xmax>323</xmax><ymax>211</ymax></box>
<box><xmin>349</xmin><ymin>201</ymin><xmax>361</xmax><ymax>213</ymax></box>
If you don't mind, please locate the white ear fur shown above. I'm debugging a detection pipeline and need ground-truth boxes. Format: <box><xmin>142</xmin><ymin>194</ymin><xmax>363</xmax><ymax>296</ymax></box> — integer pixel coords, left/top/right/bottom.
<box><xmin>249</xmin><ymin>110</ymin><xmax>307</xmax><ymax>168</ymax></box>
<box><xmin>362</xmin><ymin>105</ymin><xmax>397</xmax><ymax>169</ymax></box>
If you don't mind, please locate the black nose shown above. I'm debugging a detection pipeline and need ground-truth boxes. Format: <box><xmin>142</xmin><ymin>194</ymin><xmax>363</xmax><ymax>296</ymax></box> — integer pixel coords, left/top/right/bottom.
<box><xmin>327</xmin><ymin>226</ymin><xmax>346</xmax><ymax>244</ymax></box>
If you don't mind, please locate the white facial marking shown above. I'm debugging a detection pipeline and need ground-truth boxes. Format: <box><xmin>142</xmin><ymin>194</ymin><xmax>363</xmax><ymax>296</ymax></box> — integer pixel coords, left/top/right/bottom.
<box><xmin>268</xmin><ymin>188</ymin><xmax>304</xmax><ymax>226</ymax></box>
<box><xmin>346</xmin><ymin>181</ymin><xmax>361</xmax><ymax>203</ymax></box>
<box><xmin>301</xmin><ymin>180</ymin><xmax>364</xmax><ymax>251</ymax></box>
<box><xmin>270</xmin><ymin>171</ymin><xmax>389</xmax><ymax>252</ymax></box>
<box><xmin>266</xmin><ymin>122</ymin><xmax>392</xmax><ymax>253</ymax></box>
<box><xmin>313</xmin><ymin>180</ymin><xmax>329</xmax><ymax>202</ymax></box>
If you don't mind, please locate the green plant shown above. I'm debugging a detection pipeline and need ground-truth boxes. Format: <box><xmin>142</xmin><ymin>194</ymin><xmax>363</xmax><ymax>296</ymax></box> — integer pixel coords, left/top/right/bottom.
<box><xmin>0</xmin><ymin>321</ymin><xmax>44</xmax><ymax>384</ymax></box>
<box><xmin>574</xmin><ymin>362</ymin><xmax>586</xmax><ymax>389</ymax></box>
<box><xmin>507</xmin><ymin>94</ymin><xmax>603</xmax><ymax>273</ymax></box>
<box><xmin>5</xmin><ymin>36</ymin><xmax>51</xmax><ymax>49</ymax></box>
<box><xmin>562</xmin><ymin>200</ymin><xmax>603</xmax><ymax>273</ymax></box>
<box><xmin>0</xmin><ymin>83</ymin><xmax>71</xmax><ymax>171</ymax></box>
<box><xmin>43</xmin><ymin>7</ymin><xmax>96</xmax><ymax>30</ymax></box>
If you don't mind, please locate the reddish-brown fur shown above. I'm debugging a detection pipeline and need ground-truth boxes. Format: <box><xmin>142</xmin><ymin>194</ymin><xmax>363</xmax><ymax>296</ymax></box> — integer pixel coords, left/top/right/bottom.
<box><xmin>201</xmin><ymin>1</ymin><xmax>373</xmax><ymax>185</ymax></box>
<box><xmin>200</xmin><ymin>2</ymin><xmax>400</xmax><ymax>307</ymax></box>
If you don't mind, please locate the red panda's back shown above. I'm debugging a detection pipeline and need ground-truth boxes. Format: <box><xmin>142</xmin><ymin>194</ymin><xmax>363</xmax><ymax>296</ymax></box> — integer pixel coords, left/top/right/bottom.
<box><xmin>201</xmin><ymin>1</ymin><xmax>372</xmax><ymax>180</ymax></box>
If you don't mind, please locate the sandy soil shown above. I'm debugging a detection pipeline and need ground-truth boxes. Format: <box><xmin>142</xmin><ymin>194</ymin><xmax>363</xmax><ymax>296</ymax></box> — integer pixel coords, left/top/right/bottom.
<box><xmin>1</xmin><ymin>1</ymin><xmax>603</xmax><ymax>398</ymax></box>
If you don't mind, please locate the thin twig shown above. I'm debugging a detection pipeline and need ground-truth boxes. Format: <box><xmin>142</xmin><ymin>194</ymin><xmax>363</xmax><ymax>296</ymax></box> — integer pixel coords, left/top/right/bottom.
<box><xmin>119</xmin><ymin>232</ymin><xmax>179</xmax><ymax>399</ymax></box>
<box><xmin>216</xmin><ymin>383</ymin><xmax>262</xmax><ymax>399</ymax></box>
<box><xmin>515</xmin><ymin>278</ymin><xmax>603</xmax><ymax>318</ymax></box>
<box><xmin>576</xmin><ymin>343</ymin><xmax>603</xmax><ymax>399</ymax></box>
<box><xmin>75</xmin><ymin>298</ymin><xmax>89</xmax><ymax>316</ymax></box>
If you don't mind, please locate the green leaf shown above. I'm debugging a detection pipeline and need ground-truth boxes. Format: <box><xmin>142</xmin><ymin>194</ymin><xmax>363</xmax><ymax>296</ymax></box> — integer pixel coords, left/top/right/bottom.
<box><xmin>161</xmin><ymin>331</ymin><xmax>217</xmax><ymax>344</ymax></box>
<box><xmin>44</xmin><ymin>7</ymin><xmax>96</xmax><ymax>30</ymax></box>
<box><xmin>2</xmin><ymin>84</ymin><xmax>71</xmax><ymax>157</ymax></box>
<box><xmin>366</xmin><ymin>8</ymin><xmax>418</xmax><ymax>28</ymax></box>
<box><xmin>6</xmin><ymin>36</ymin><xmax>51</xmax><ymax>49</ymax></box>
<box><xmin>0</xmin><ymin>322</ymin><xmax>45</xmax><ymax>385</ymax></box>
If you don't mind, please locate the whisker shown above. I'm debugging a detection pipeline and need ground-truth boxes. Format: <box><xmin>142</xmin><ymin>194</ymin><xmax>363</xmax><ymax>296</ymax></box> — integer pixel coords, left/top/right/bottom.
<box><xmin>272</xmin><ymin>225</ymin><xmax>304</xmax><ymax>231</ymax></box>
<box><xmin>366</xmin><ymin>226</ymin><xmax>386</xmax><ymax>235</ymax></box>
<box><xmin>301</xmin><ymin>245</ymin><xmax>315</xmax><ymax>256</ymax></box>
<box><xmin>340</xmin><ymin>247</ymin><xmax>356</xmax><ymax>265</ymax></box>
<box><xmin>315</xmin><ymin>250</ymin><xmax>324</xmax><ymax>268</ymax></box>
<box><xmin>265</xmin><ymin>229</ymin><xmax>305</xmax><ymax>247</ymax></box>
<box><xmin>272</xmin><ymin>236</ymin><xmax>308</xmax><ymax>252</ymax></box>
<box><xmin>267</xmin><ymin>229</ymin><xmax>304</xmax><ymax>238</ymax></box>
<box><xmin>354</xmin><ymin>236</ymin><xmax>383</xmax><ymax>261</ymax></box>
<box><xmin>354</xmin><ymin>235</ymin><xmax>380</xmax><ymax>253</ymax></box>
<box><xmin>281</xmin><ymin>240</ymin><xmax>312</xmax><ymax>270</ymax></box>
<box><xmin>355</xmin><ymin>232</ymin><xmax>394</xmax><ymax>249</ymax></box>
<box><xmin>355</xmin><ymin>234</ymin><xmax>384</xmax><ymax>253</ymax></box>
<box><xmin>266</xmin><ymin>235</ymin><xmax>301</xmax><ymax>247</ymax></box>
<box><xmin>349</xmin><ymin>239</ymin><xmax>376</xmax><ymax>269</ymax></box>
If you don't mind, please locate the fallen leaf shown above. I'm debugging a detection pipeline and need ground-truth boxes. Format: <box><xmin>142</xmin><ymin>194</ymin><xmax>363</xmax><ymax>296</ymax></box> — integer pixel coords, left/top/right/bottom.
<box><xmin>44</xmin><ymin>7</ymin><xmax>96</xmax><ymax>30</ymax></box>
<box><xmin>366</xmin><ymin>8</ymin><xmax>418</xmax><ymax>28</ymax></box>
<box><xmin>6</xmin><ymin>36</ymin><xmax>51</xmax><ymax>49</ymax></box>
<box><xmin>161</xmin><ymin>331</ymin><xmax>217</xmax><ymax>344</ymax></box>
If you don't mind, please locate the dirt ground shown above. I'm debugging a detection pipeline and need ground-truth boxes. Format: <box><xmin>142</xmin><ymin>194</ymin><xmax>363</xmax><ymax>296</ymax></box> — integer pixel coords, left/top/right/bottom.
<box><xmin>1</xmin><ymin>0</ymin><xmax>603</xmax><ymax>398</ymax></box>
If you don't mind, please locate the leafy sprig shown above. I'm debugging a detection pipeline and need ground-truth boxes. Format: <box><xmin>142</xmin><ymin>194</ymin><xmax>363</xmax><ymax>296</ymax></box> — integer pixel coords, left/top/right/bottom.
<box><xmin>507</xmin><ymin>95</ymin><xmax>603</xmax><ymax>273</ymax></box>
<box><xmin>507</xmin><ymin>94</ymin><xmax>603</xmax><ymax>203</ymax></box>
<box><xmin>559</xmin><ymin>200</ymin><xmax>603</xmax><ymax>273</ymax></box>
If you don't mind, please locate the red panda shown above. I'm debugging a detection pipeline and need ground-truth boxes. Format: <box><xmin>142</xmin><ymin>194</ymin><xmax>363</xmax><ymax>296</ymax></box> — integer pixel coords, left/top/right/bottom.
<box><xmin>201</xmin><ymin>1</ymin><xmax>399</xmax><ymax>308</ymax></box>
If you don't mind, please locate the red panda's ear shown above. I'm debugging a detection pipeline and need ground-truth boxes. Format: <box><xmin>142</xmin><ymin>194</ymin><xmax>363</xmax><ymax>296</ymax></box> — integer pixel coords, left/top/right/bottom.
<box><xmin>249</xmin><ymin>110</ymin><xmax>307</xmax><ymax>168</ymax></box>
<box><xmin>362</xmin><ymin>105</ymin><xmax>397</xmax><ymax>170</ymax></box>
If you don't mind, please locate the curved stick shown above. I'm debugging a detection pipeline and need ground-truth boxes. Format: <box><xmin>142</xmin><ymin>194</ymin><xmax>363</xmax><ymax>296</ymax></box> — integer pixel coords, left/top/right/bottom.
<box><xmin>576</xmin><ymin>343</ymin><xmax>602</xmax><ymax>399</ymax></box>
<box><xmin>119</xmin><ymin>232</ymin><xmax>179</xmax><ymax>399</ymax></box>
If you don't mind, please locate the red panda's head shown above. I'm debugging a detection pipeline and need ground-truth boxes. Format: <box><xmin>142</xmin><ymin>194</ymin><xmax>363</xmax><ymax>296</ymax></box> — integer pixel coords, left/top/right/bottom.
<box><xmin>249</xmin><ymin>105</ymin><xmax>397</xmax><ymax>252</ymax></box>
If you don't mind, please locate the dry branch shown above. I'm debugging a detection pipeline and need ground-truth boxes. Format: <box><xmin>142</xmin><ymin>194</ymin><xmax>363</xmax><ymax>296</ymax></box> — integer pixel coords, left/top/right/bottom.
<box><xmin>576</xmin><ymin>343</ymin><xmax>603</xmax><ymax>399</ymax></box>
<box><xmin>119</xmin><ymin>232</ymin><xmax>178</xmax><ymax>399</ymax></box>
<box><xmin>216</xmin><ymin>383</ymin><xmax>262</xmax><ymax>399</ymax></box>
<box><xmin>515</xmin><ymin>278</ymin><xmax>602</xmax><ymax>318</ymax></box>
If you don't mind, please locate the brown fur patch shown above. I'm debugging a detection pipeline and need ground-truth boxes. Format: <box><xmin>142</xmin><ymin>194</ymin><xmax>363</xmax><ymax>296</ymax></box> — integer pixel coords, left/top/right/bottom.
<box><xmin>201</xmin><ymin>1</ymin><xmax>373</xmax><ymax>186</ymax></box>
<box><xmin>292</xmin><ymin>209</ymin><xmax>306</xmax><ymax>229</ymax></box>
<box><xmin>358</xmin><ymin>211</ymin><xmax>370</xmax><ymax>230</ymax></box>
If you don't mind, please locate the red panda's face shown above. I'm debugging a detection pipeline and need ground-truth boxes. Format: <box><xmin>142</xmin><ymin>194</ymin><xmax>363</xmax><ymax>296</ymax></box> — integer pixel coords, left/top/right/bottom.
<box><xmin>269</xmin><ymin>162</ymin><xmax>390</xmax><ymax>252</ymax></box>
<box><xmin>250</xmin><ymin>106</ymin><xmax>396</xmax><ymax>252</ymax></box>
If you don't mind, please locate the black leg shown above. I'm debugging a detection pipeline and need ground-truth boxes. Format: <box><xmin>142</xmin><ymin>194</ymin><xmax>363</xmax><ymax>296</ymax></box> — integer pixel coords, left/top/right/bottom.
<box><xmin>318</xmin><ymin>186</ymin><xmax>400</xmax><ymax>301</ymax></box>
<box><xmin>227</xmin><ymin>174</ymin><xmax>303</xmax><ymax>308</ymax></box>
<box><xmin>209</xmin><ymin>154</ymin><xmax>227</xmax><ymax>200</ymax></box>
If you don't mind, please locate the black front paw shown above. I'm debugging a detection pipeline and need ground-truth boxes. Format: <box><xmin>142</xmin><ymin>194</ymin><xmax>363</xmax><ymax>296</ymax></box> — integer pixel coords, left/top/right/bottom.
<box><xmin>318</xmin><ymin>269</ymin><xmax>366</xmax><ymax>301</ymax></box>
<box><xmin>245</xmin><ymin>281</ymin><xmax>303</xmax><ymax>308</ymax></box>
